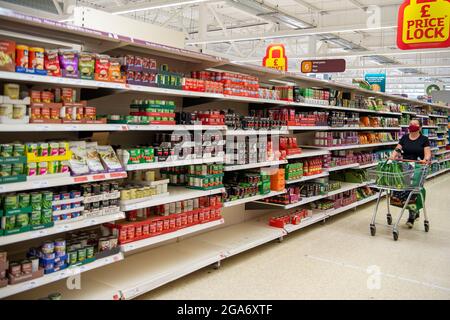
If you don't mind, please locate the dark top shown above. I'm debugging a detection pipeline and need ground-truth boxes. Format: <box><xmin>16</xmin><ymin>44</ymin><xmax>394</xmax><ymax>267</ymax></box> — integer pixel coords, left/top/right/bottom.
<box><xmin>399</xmin><ymin>134</ymin><xmax>430</xmax><ymax>160</ymax></box>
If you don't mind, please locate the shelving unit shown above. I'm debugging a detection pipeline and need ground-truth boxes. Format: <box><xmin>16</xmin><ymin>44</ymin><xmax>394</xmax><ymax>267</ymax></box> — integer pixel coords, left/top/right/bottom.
<box><xmin>325</xmin><ymin>163</ymin><xmax>359</xmax><ymax>172</ymax></box>
<box><xmin>0</xmin><ymin>8</ymin><xmax>448</xmax><ymax>301</ymax></box>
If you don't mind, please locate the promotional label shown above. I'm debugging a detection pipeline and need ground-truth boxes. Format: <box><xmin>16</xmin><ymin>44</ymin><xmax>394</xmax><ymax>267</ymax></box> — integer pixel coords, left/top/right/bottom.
<box><xmin>364</xmin><ymin>74</ymin><xmax>386</xmax><ymax>92</ymax></box>
<box><xmin>397</xmin><ymin>0</ymin><xmax>450</xmax><ymax>49</ymax></box>
<box><xmin>262</xmin><ymin>44</ymin><xmax>288</xmax><ymax>71</ymax></box>
<box><xmin>300</xmin><ymin>59</ymin><xmax>346</xmax><ymax>73</ymax></box>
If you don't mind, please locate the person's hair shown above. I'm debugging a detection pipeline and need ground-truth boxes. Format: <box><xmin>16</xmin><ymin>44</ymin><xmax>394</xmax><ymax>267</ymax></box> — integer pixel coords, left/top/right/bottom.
<box><xmin>410</xmin><ymin>119</ymin><xmax>421</xmax><ymax>127</ymax></box>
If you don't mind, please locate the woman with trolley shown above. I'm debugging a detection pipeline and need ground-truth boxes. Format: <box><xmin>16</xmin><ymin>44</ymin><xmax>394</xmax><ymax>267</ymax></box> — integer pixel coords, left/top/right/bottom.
<box><xmin>390</xmin><ymin>119</ymin><xmax>432</xmax><ymax>228</ymax></box>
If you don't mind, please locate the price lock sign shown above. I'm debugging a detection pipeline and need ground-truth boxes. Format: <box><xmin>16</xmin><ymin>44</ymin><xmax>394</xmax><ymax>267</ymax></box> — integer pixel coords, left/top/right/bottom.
<box><xmin>262</xmin><ymin>44</ymin><xmax>288</xmax><ymax>71</ymax></box>
<box><xmin>397</xmin><ymin>0</ymin><xmax>450</xmax><ymax>49</ymax></box>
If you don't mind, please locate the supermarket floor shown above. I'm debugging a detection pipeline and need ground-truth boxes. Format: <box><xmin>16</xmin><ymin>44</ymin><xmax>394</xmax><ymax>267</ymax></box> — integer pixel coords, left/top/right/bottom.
<box><xmin>138</xmin><ymin>174</ymin><xmax>450</xmax><ymax>300</ymax></box>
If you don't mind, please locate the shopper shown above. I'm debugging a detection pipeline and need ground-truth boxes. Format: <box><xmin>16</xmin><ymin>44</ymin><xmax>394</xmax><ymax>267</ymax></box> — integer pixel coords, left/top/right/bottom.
<box><xmin>390</xmin><ymin>119</ymin><xmax>431</xmax><ymax>228</ymax></box>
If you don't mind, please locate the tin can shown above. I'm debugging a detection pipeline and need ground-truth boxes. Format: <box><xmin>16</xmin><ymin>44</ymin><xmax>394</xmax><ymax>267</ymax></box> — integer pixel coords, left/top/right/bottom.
<box><xmin>9</xmin><ymin>262</ymin><xmax>21</xmax><ymax>277</ymax></box>
<box><xmin>101</xmin><ymin>183</ymin><xmax>110</xmax><ymax>193</ymax></box>
<box><xmin>98</xmin><ymin>237</ymin><xmax>110</xmax><ymax>251</ymax></box>
<box><xmin>81</xmin><ymin>184</ymin><xmax>92</xmax><ymax>196</ymax></box>
<box><xmin>77</xmin><ymin>248</ymin><xmax>86</xmax><ymax>262</ymax></box>
<box><xmin>1</xmin><ymin>144</ymin><xmax>13</xmax><ymax>157</ymax></box>
<box><xmin>68</xmin><ymin>251</ymin><xmax>77</xmax><ymax>265</ymax></box>
<box><xmin>42</xmin><ymin>241</ymin><xmax>54</xmax><ymax>254</ymax></box>
<box><xmin>110</xmin><ymin>182</ymin><xmax>119</xmax><ymax>191</ymax></box>
<box><xmin>13</xmin><ymin>144</ymin><xmax>25</xmax><ymax>157</ymax></box>
<box><xmin>86</xmin><ymin>246</ymin><xmax>95</xmax><ymax>259</ymax></box>
<box><xmin>92</xmin><ymin>184</ymin><xmax>101</xmax><ymax>195</ymax></box>
<box><xmin>12</xmin><ymin>163</ymin><xmax>24</xmax><ymax>175</ymax></box>
<box><xmin>54</xmin><ymin>239</ymin><xmax>66</xmax><ymax>252</ymax></box>
<box><xmin>108</xmin><ymin>236</ymin><xmax>118</xmax><ymax>249</ymax></box>
<box><xmin>169</xmin><ymin>202</ymin><xmax>176</xmax><ymax>214</ymax></box>
<box><xmin>31</xmin><ymin>192</ymin><xmax>42</xmax><ymax>204</ymax></box>
<box><xmin>29</xmin><ymin>47</ymin><xmax>44</xmax><ymax>70</ymax></box>
<box><xmin>15</xmin><ymin>44</ymin><xmax>29</xmax><ymax>68</ymax></box>
<box><xmin>18</xmin><ymin>193</ymin><xmax>30</xmax><ymax>208</ymax></box>
<box><xmin>0</xmin><ymin>164</ymin><xmax>12</xmax><ymax>176</ymax></box>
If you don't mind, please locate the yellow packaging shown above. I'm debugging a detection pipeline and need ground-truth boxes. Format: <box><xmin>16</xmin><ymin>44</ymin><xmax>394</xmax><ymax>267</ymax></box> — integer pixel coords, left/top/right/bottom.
<box><xmin>4</xmin><ymin>83</ymin><xmax>20</xmax><ymax>99</ymax></box>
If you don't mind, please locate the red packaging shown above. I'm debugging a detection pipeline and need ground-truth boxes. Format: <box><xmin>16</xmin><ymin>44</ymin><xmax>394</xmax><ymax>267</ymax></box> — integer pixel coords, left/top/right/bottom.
<box><xmin>135</xmin><ymin>224</ymin><xmax>142</xmax><ymax>238</ymax></box>
<box><xmin>126</xmin><ymin>70</ymin><xmax>135</xmax><ymax>81</ymax></box>
<box><xmin>44</xmin><ymin>49</ymin><xmax>61</xmax><ymax>76</ymax></box>
<box><xmin>142</xmin><ymin>223</ymin><xmax>150</xmax><ymax>236</ymax></box>
<box><xmin>169</xmin><ymin>217</ymin><xmax>176</xmax><ymax>230</ymax></box>
<box><xmin>84</xmin><ymin>107</ymin><xmax>96</xmax><ymax>121</ymax></box>
<box><xmin>61</xmin><ymin>88</ymin><xmax>74</xmax><ymax>103</ymax></box>
<box><xmin>118</xmin><ymin>228</ymin><xmax>127</xmax><ymax>243</ymax></box>
<box><xmin>175</xmin><ymin>216</ymin><xmax>182</xmax><ymax>228</ymax></box>
<box><xmin>150</xmin><ymin>221</ymin><xmax>157</xmax><ymax>235</ymax></box>
<box><xmin>30</xmin><ymin>90</ymin><xmax>41</xmax><ymax>103</ymax></box>
<box><xmin>30</xmin><ymin>107</ymin><xmax>41</xmax><ymax>120</ymax></box>
<box><xmin>50</xmin><ymin>108</ymin><xmax>60</xmax><ymax>120</ymax></box>
<box><xmin>127</xmin><ymin>227</ymin><xmax>135</xmax><ymax>241</ymax></box>
<box><xmin>199</xmin><ymin>211</ymin><xmax>205</xmax><ymax>222</ymax></box>
<box><xmin>181</xmin><ymin>213</ymin><xmax>187</xmax><ymax>226</ymax></box>
<box><xmin>156</xmin><ymin>220</ymin><xmax>163</xmax><ymax>233</ymax></box>
<box><xmin>95</xmin><ymin>54</ymin><xmax>110</xmax><ymax>81</ymax></box>
<box><xmin>163</xmin><ymin>218</ymin><xmax>170</xmax><ymax>231</ymax></box>
<box><xmin>41</xmin><ymin>91</ymin><xmax>54</xmax><ymax>103</ymax></box>
<box><xmin>75</xmin><ymin>107</ymin><xmax>83</xmax><ymax>121</ymax></box>
<box><xmin>204</xmin><ymin>210</ymin><xmax>210</xmax><ymax>221</ymax></box>
<box><xmin>40</xmin><ymin>107</ymin><xmax>50</xmax><ymax>120</ymax></box>
<box><xmin>187</xmin><ymin>212</ymin><xmax>193</xmax><ymax>225</ymax></box>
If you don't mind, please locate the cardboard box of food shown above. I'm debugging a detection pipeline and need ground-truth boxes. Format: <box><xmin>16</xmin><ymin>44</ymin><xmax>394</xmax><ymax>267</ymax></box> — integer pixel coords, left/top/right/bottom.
<box><xmin>0</xmin><ymin>39</ymin><xmax>15</xmax><ymax>72</ymax></box>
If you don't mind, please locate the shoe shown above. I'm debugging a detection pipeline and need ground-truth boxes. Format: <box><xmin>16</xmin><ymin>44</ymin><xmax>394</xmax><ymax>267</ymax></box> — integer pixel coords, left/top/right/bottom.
<box><xmin>406</xmin><ymin>218</ymin><xmax>414</xmax><ymax>228</ymax></box>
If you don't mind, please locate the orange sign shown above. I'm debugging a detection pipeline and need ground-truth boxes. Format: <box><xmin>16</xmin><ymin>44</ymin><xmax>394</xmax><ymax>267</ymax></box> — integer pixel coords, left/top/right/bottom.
<box><xmin>262</xmin><ymin>44</ymin><xmax>288</xmax><ymax>71</ymax></box>
<box><xmin>397</xmin><ymin>0</ymin><xmax>450</xmax><ymax>50</ymax></box>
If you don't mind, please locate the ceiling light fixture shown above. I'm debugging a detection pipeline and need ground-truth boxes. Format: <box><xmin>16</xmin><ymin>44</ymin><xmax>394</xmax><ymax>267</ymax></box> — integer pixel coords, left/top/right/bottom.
<box><xmin>112</xmin><ymin>0</ymin><xmax>209</xmax><ymax>15</ymax></box>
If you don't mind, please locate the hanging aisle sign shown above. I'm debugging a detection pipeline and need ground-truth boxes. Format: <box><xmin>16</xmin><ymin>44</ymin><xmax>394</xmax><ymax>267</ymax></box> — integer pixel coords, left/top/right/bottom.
<box><xmin>365</xmin><ymin>74</ymin><xmax>386</xmax><ymax>92</ymax></box>
<box><xmin>397</xmin><ymin>0</ymin><xmax>450</xmax><ymax>50</ymax></box>
<box><xmin>262</xmin><ymin>44</ymin><xmax>288</xmax><ymax>71</ymax></box>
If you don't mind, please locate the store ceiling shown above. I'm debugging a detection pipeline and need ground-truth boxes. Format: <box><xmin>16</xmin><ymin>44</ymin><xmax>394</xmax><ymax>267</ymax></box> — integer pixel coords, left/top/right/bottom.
<box><xmin>1</xmin><ymin>0</ymin><xmax>449</xmax><ymax>96</ymax></box>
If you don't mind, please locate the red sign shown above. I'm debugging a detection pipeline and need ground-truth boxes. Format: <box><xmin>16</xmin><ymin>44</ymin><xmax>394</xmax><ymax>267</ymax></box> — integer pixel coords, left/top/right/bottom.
<box><xmin>397</xmin><ymin>0</ymin><xmax>450</xmax><ymax>50</ymax></box>
<box><xmin>262</xmin><ymin>44</ymin><xmax>288</xmax><ymax>71</ymax></box>
<box><xmin>300</xmin><ymin>59</ymin><xmax>346</xmax><ymax>73</ymax></box>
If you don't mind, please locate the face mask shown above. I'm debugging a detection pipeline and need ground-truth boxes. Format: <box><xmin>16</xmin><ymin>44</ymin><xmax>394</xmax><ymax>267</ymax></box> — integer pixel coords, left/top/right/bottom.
<box><xmin>409</xmin><ymin>124</ymin><xmax>420</xmax><ymax>132</ymax></box>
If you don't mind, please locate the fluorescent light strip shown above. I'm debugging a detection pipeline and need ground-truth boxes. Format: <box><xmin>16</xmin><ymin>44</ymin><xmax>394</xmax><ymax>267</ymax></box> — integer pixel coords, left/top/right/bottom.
<box><xmin>112</xmin><ymin>0</ymin><xmax>208</xmax><ymax>15</ymax></box>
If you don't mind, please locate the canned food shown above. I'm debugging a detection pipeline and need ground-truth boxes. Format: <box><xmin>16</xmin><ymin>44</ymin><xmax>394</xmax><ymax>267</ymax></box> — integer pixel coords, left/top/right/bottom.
<box><xmin>86</xmin><ymin>246</ymin><xmax>94</xmax><ymax>259</ymax></box>
<box><xmin>31</xmin><ymin>192</ymin><xmax>43</xmax><ymax>203</ymax></box>
<box><xmin>77</xmin><ymin>248</ymin><xmax>86</xmax><ymax>262</ymax></box>
<box><xmin>13</xmin><ymin>144</ymin><xmax>25</xmax><ymax>157</ymax></box>
<box><xmin>18</xmin><ymin>193</ymin><xmax>30</xmax><ymax>208</ymax></box>
<box><xmin>81</xmin><ymin>184</ymin><xmax>92</xmax><ymax>196</ymax></box>
<box><xmin>15</xmin><ymin>213</ymin><xmax>29</xmax><ymax>228</ymax></box>
<box><xmin>1</xmin><ymin>144</ymin><xmax>13</xmax><ymax>157</ymax></box>
<box><xmin>42</xmin><ymin>241</ymin><xmax>55</xmax><ymax>254</ymax></box>
<box><xmin>15</xmin><ymin>44</ymin><xmax>29</xmax><ymax>68</ymax></box>
<box><xmin>98</xmin><ymin>237</ymin><xmax>110</xmax><ymax>251</ymax></box>
<box><xmin>0</xmin><ymin>164</ymin><xmax>12</xmax><ymax>176</ymax></box>
<box><xmin>9</xmin><ymin>262</ymin><xmax>21</xmax><ymax>277</ymax></box>
<box><xmin>108</xmin><ymin>237</ymin><xmax>118</xmax><ymax>249</ymax></box>
<box><xmin>92</xmin><ymin>184</ymin><xmax>101</xmax><ymax>195</ymax></box>
<box><xmin>12</xmin><ymin>163</ymin><xmax>24</xmax><ymax>175</ymax></box>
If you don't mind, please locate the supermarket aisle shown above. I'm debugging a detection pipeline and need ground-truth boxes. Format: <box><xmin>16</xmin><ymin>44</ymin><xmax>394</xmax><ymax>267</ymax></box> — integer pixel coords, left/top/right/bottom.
<box><xmin>139</xmin><ymin>174</ymin><xmax>450</xmax><ymax>300</ymax></box>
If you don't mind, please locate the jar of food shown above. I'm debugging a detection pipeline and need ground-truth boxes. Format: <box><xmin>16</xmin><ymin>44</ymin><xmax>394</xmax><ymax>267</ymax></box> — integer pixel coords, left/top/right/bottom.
<box><xmin>4</xmin><ymin>83</ymin><xmax>20</xmax><ymax>99</ymax></box>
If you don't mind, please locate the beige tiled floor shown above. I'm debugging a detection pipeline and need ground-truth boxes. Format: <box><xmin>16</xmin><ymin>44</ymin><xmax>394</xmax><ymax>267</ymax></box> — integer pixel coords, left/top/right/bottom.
<box><xmin>139</xmin><ymin>174</ymin><xmax>450</xmax><ymax>300</ymax></box>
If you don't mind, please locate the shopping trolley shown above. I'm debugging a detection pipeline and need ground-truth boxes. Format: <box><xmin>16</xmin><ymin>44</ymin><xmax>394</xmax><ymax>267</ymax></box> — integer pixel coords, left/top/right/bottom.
<box><xmin>367</xmin><ymin>159</ymin><xmax>429</xmax><ymax>241</ymax></box>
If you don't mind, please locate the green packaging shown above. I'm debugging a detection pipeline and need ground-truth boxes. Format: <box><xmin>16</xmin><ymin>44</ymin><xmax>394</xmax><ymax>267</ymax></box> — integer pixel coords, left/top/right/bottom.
<box><xmin>30</xmin><ymin>192</ymin><xmax>42</xmax><ymax>204</ymax></box>
<box><xmin>12</xmin><ymin>163</ymin><xmax>24</xmax><ymax>175</ymax></box>
<box><xmin>0</xmin><ymin>164</ymin><xmax>11</xmax><ymax>176</ymax></box>
<box><xmin>77</xmin><ymin>248</ymin><xmax>86</xmax><ymax>262</ymax></box>
<box><xmin>13</xmin><ymin>144</ymin><xmax>25</xmax><ymax>157</ymax></box>
<box><xmin>0</xmin><ymin>144</ymin><xmax>13</xmax><ymax>157</ymax></box>
<box><xmin>38</xmin><ymin>143</ymin><xmax>49</xmax><ymax>157</ymax></box>
<box><xmin>26</xmin><ymin>143</ymin><xmax>38</xmax><ymax>156</ymax></box>
<box><xmin>79</xmin><ymin>52</ymin><xmax>95</xmax><ymax>80</ymax></box>
<box><xmin>128</xmin><ymin>149</ymin><xmax>141</xmax><ymax>164</ymax></box>
<box><xmin>15</xmin><ymin>213</ymin><xmax>29</xmax><ymax>228</ymax></box>
<box><xmin>3</xmin><ymin>215</ymin><xmax>16</xmax><ymax>230</ymax></box>
<box><xmin>18</xmin><ymin>193</ymin><xmax>30</xmax><ymax>208</ymax></box>
<box><xmin>86</xmin><ymin>246</ymin><xmax>94</xmax><ymax>259</ymax></box>
<box><xmin>30</xmin><ymin>211</ymin><xmax>42</xmax><ymax>225</ymax></box>
<box><xmin>142</xmin><ymin>148</ymin><xmax>154</xmax><ymax>163</ymax></box>
<box><xmin>42</xmin><ymin>191</ymin><xmax>53</xmax><ymax>209</ymax></box>
<box><xmin>68</xmin><ymin>251</ymin><xmax>78</xmax><ymax>265</ymax></box>
<box><xmin>4</xmin><ymin>194</ymin><xmax>18</xmax><ymax>210</ymax></box>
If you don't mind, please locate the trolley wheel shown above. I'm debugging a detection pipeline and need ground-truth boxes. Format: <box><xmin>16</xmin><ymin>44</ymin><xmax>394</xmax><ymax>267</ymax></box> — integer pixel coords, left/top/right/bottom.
<box><xmin>424</xmin><ymin>220</ymin><xmax>430</xmax><ymax>232</ymax></box>
<box><xmin>393</xmin><ymin>230</ymin><xmax>399</xmax><ymax>241</ymax></box>
<box><xmin>386</xmin><ymin>214</ymin><xmax>392</xmax><ymax>225</ymax></box>
<box><xmin>370</xmin><ymin>224</ymin><xmax>376</xmax><ymax>236</ymax></box>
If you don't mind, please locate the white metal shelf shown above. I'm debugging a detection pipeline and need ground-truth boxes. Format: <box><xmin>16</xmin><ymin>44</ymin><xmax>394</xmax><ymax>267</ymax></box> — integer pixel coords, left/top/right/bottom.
<box><xmin>429</xmin><ymin>114</ymin><xmax>448</xmax><ymax>118</ymax></box>
<box><xmin>415</xmin><ymin>115</ymin><xmax>429</xmax><ymax>119</ymax></box>
<box><xmin>401</xmin><ymin>111</ymin><xmax>417</xmax><ymax>115</ymax></box>
<box><xmin>326</xmin><ymin>181</ymin><xmax>372</xmax><ymax>197</ymax></box>
<box><xmin>325</xmin><ymin>163</ymin><xmax>359</xmax><ymax>172</ymax></box>
<box><xmin>316</xmin><ymin>193</ymin><xmax>381</xmax><ymax>218</ymax></box>
<box><xmin>225</xmin><ymin>128</ymin><xmax>289</xmax><ymax>135</ymax></box>
<box><xmin>286</xmin><ymin>149</ymin><xmax>330</xmax><ymax>159</ymax></box>
<box><xmin>426</xmin><ymin>168</ymin><xmax>450</xmax><ymax>179</ymax></box>
<box><xmin>0</xmin><ymin>253</ymin><xmax>124</xmax><ymax>299</ymax></box>
<box><xmin>127</xmin><ymin>124</ymin><xmax>227</xmax><ymax>131</ymax></box>
<box><xmin>0</xmin><ymin>212</ymin><xmax>125</xmax><ymax>247</ymax></box>
<box><xmin>120</xmin><ymin>218</ymin><xmax>225</xmax><ymax>252</ymax></box>
<box><xmin>288</xmin><ymin>126</ymin><xmax>330</xmax><ymax>131</ymax></box>
<box><xmin>300</xmin><ymin>142</ymin><xmax>397</xmax><ymax>151</ymax></box>
<box><xmin>356</xmin><ymin>162</ymin><xmax>379</xmax><ymax>169</ymax></box>
<box><xmin>0</xmin><ymin>172</ymin><xmax>127</xmax><ymax>194</ymax></box>
<box><xmin>286</xmin><ymin>172</ymin><xmax>329</xmax><ymax>184</ymax></box>
<box><xmin>223</xmin><ymin>190</ymin><xmax>286</xmax><ymax>207</ymax></box>
<box><xmin>120</xmin><ymin>187</ymin><xmax>225</xmax><ymax>211</ymax></box>
<box><xmin>283</xmin><ymin>212</ymin><xmax>328</xmax><ymax>233</ymax></box>
<box><xmin>125</xmin><ymin>157</ymin><xmax>224</xmax><ymax>171</ymax></box>
<box><xmin>0</xmin><ymin>124</ymin><xmax>228</xmax><ymax>132</ymax></box>
<box><xmin>223</xmin><ymin>160</ymin><xmax>287</xmax><ymax>171</ymax></box>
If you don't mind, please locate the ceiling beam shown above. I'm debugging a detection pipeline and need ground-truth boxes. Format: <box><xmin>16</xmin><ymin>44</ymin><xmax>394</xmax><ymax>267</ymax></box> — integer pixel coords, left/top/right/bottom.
<box><xmin>108</xmin><ymin>0</ymin><xmax>213</xmax><ymax>15</ymax></box>
<box><xmin>186</xmin><ymin>22</ymin><xmax>397</xmax><ymax>44</ymax></box>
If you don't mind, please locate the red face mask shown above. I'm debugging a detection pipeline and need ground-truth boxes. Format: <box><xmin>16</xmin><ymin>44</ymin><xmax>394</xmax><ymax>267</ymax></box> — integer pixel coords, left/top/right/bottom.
<box><xmin>409</xmin><ymin>124</ymin><xmax>420</xmax><ymax>132</ymax></box>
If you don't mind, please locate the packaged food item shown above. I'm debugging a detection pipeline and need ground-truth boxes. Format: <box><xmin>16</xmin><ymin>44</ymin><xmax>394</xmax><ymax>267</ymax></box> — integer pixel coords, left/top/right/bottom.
<box><xmin>0</xmin><ymin>39</ymin><xmax>15</xmax><ymax>72</ymax></box>
<box><xmin>38</xmin><ymin>162</ymin><xmax>48</xmax><ymax>175</ymax></box>
<box><xmin>29</xmin><ymin>47</ymin><xmax>45</xmax><ymax>70</ymax></box>
<box><xmin>15</xmin><ymin>213</ymin><xmax>29</xmax><ymax>228</ymax></box>
<box><xmin>0</xmin><ymin>144</ymin><xmax>13</xmax><ymax>157</ymax></box>
<box><xmin>26</xmin><ymin>162</ymin><xmax>37</xmax><ymax>176</ymax></box>
<box><xmin>109</xmin><ymin>58</ymin><xmax>122</xmax><ymax>82</ymax></box>
<box><xmin>4</xmin><ymin>83</ymin><xmax>20</xmax><ymax>99</ymax></box>
<box><xmin>68</xmin><ymin>141</ymin><xmax>89</xmax><ymax>175</ymax></box>
<box><xmin>0</xmin><ymin>104</ymin><xmax>13</xmax><ymax>118</ymax></box>
<box><xmin>78</xmin><ymin>52</ymin><xmax>95</xmax><ymax>80</ymax></box>
<box><xmin>12</xmin><ymin>163</ymin><xmax>24</xmax><ymax>175</ymax></box>
<box><xmin>0</xmin><ymin>164</ymin><xmax>11</xmax><ymax>176</ymax></box>
<box><xmin>97</xmin><ymin>145</ymin><xmax>122</xmax><ymax>172</ymax></box>
<box><xmin>38</xmin><ymin>143</ymin><xmax>49</xmax><ymax>157</ymax></box>
<box><xmin>15</xmin><ymin>44</ymin><xmax>28</xmax><ymax>68</ymax></box>
<box><xmin>86</xmin><ymin>142</ymin><xmax>105</xmax><ymax>173</ymax></box>
<box><xmin>12</xmin><ymin>104</ymin><xmax>26</xmax><ymax>119</ymax></box>
<box><xmin>59</xmin><ymin>50</ymin><xmax>79</xmax><ymax>78</ymax></box>
<box><xmin>95</xmin><ymin>54</ymin><xmax>110</xmax><ymax>81</ymax></box>
<box><xmin>44</xmin><ymin>49</ymin><xmax>61</xmax><ymax>77</ymax></box>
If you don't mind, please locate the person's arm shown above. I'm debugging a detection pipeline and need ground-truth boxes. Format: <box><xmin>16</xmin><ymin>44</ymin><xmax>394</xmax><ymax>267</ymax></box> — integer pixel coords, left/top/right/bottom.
<box><xmin>390</xmin><ymin>141</ymin><xmax>403</xmax><ymax>160</ymax></box>
<box><xmin>423</xmin><ymin>146</ymin><xmax>432</xmax><ymax>163</ymax></box>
